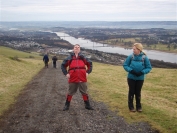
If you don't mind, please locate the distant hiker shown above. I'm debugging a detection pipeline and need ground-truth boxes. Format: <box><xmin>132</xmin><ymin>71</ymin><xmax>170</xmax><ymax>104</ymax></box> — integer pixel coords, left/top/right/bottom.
<box><xmin>52</xmin><ymin>55</ymin><xmax>58</xmax><ymax>68</ymax></box>
<box><xmin>43</xmin><ymin>53</ymin><xmax>49</xmax><ymax>68</ymax></box>
<box><xmin>61</xmin><ymin>44</ymin><xmax>93</xmax><ymax>111</ymax></box>
<box><xmin>123</xmin><ymin>43</ymin><xmax>152</xmax><ymax>112</ymax></box>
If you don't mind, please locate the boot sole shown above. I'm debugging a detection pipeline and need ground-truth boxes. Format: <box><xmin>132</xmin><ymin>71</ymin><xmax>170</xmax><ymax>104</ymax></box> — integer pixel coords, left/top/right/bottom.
<box><xmin>85</xmin><ymin>107</ymin><xmax>94</xmax><ymax>110</ymax></box>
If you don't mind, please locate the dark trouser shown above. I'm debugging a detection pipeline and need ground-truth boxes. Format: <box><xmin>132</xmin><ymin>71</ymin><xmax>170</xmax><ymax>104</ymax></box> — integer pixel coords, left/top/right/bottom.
<box><xmin>53</xmin><ymin>61</ymin><xmax>56</xmax><ymax>68</ymax></box>
<box><xmin>127</xmin><ymin>78</ymin><xmax>144</xmax><ymax>110</ymax></box>
<box><xmin>44</xmin><ymin>61</ymin><xmax>48</xmax><ymax>68</ymax></box>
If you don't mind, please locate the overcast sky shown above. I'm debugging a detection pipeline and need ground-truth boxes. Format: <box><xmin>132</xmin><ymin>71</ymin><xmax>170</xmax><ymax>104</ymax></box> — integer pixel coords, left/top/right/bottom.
<box><xmin>0</xmin><ymin>0</ymin><xmax>176</xmax><ymax>21</ymax></box>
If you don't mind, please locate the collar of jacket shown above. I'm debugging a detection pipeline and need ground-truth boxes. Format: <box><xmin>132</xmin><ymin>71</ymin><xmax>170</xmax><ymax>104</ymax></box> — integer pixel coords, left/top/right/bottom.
<box><xmin>70</xmin><ymin>52</ymin><xmax>84</xmax><ymax>57</ymax></box>
<box><xmin>133</xmin><ymin>52</ymin><xmax>144</xmax><ymax>57</ymax></box>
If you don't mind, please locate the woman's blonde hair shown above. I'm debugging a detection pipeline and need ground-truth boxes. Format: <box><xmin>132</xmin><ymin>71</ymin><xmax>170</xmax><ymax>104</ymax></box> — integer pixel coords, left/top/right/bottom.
<box><xmin>133</xmin><ymin>43</ymin><xmax>146</xmax><ymax>55</ymax></box>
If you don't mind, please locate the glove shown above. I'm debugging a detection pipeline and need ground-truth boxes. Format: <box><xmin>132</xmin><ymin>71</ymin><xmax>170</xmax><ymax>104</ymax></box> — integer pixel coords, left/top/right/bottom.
<box><xmin>136</xmin><ymin>72</ymin><xmax>143</xmax><ymax>76</ymax></box>
<box><xmin>130</xmin><ymin>70</ymin><xmax>143</xmax><ymax>77</ymax></box>
<box><xmin>130</xmin><ymin>70</ymin><xmax>137</xmax><ymax>76</ymax></box>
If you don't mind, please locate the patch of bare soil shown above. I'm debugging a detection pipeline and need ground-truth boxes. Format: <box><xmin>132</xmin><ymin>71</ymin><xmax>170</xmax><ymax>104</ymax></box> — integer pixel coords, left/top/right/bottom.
<box><xmin>0</xmin><ymin>62</ymin><xmax>157</xmax><ymax>133</ymax></box>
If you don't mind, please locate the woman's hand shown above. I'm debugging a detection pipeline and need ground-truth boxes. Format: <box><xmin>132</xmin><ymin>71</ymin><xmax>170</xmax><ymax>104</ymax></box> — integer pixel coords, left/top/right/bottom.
<box><xmin>130</xmin><ymin>70</ymin><xmax>143</xmax><ymax>76</ymax></box>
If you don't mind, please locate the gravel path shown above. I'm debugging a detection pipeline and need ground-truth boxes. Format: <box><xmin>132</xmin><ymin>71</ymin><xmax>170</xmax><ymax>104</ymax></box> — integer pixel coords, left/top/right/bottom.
<box><xmin>0</xmin><ymin>62</ymin><xmax>157</xmax><ymax>133</ymax></box>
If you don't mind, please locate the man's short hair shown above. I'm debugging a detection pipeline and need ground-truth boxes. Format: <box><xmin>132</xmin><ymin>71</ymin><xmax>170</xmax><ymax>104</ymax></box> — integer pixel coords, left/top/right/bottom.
<box><xmin>74</xmin><ymin>44</ymin><xmax>80</xmax><ymax>47</ymax></box>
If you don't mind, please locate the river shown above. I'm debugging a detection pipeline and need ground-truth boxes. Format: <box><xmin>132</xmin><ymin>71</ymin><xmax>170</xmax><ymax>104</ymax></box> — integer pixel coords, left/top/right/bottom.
<box><xmin>56</xmin><ymin>32</ymin><xmax>177</xmax><ymax>63</ymax></box>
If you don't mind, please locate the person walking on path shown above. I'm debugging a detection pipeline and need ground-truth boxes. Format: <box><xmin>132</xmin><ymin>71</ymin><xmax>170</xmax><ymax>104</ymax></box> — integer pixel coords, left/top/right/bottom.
<box><xmin>52</xmin><ymin>55</ymin><xmax>58</xmax><ymax>68</ymax></box>
<box><xmin>43</xmin><ymin>53</ymin><xmax>49</xmax><ymax>68</ymax></box>
<box><xmin>61</xmin><ymin>44</ymin><xmax>93</xmax><ymax>111</ymax></box>
<box><xmin>123</xmin><ymin>43</ymin><xmax>152</xmax><ymax>112</ymax></box>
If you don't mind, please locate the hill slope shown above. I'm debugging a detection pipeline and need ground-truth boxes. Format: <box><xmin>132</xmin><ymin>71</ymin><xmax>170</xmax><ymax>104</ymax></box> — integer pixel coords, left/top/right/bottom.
<box><xmin>0</xmin><ymin>46</ymin><xmax>176</xmax><ymax>132</ymax></box>
<box><xmin>0</xmin><ymin>47</ymin><xmax>43</xmax><ymax>116</ymax></box>
<box><xmin>88</xmin><ymin>62</ymin><xmax>177</xmax><ymax>133</ymax></box>
<box><xmin>0</xmin><ymin>62</ymin><xmax>155</xmax><ymax>133</ymax></box>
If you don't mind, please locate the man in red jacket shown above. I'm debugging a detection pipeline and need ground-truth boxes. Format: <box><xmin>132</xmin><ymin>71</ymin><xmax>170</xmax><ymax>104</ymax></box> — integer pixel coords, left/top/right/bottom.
<box><xmin>61</xmin><ymin>44</ymin><xmax>93</xmax><ymax>111</ymax></box>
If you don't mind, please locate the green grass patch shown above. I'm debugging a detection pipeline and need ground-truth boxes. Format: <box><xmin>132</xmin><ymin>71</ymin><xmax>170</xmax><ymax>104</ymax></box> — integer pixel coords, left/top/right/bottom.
<box><xmin>88</xmin><ymin>62</ymin><xmax>177</xmax><ymax>133</ymax></box>
<box><xmin>0</xmin><ymin>47</ymin><xmax>44</xmax><ymax>116</ymax></box>
<box><xmin>101</xmin><ymin>38</ymin><xmax>140</xmax><ymax>45</ymax></box>
<box><xmin>144</xmin><ymin>43</ymin><xmax>177</xmax><ymax>53</ymax></box>
<box><xmin>100</xmin><ymin>39</ymin><xmax>177</xmax><ymax>53</ymax></box>
<box><xmin>0</xmin><ymin>46</ymin><xmax>42</xmax><ymax>59</ymax></box>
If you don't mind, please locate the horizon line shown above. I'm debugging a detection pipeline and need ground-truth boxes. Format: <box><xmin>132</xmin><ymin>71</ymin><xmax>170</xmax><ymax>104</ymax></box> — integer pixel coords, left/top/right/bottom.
<box><xmin>0</xmin><ymin>20</ymin><xmax>177</xmax><ymax>22</ymax></box>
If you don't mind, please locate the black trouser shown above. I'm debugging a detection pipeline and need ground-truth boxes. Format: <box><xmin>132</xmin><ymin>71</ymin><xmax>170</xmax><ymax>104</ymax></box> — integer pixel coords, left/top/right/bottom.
<box><xmin>127</xmin><ymin>78</ymin><xmax>144</xmax><ymax>110</ymax></box>
<box><xmin>44</xmin><ymin>61</ymin><xmax>48</xmax><ymax>68</ymax></box>
<box><xmin>53</xmin><ymin>61</ymin><xmax>56</xmax><ymax>68</ymax></box>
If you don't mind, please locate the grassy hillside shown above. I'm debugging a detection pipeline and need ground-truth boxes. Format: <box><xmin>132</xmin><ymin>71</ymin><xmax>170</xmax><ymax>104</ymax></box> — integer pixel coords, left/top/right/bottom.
<box><xmin>0</xmin><ymin>46</ymin><xmax>41</xmax><ymax>59</ymax></box>
<box><xmin>88</xmin><ymin>62</ymin><xmax>177</xmax><ymax>133</ymax></box>
<box><xmin>0</xmin><ymin>46</ymin><xmax>177</xmax><ymax>132</ymax></box>
<box><xmin>0</xmin><ymin>47</ymin><xmax>44</xmax><ymax>116</ymax></box>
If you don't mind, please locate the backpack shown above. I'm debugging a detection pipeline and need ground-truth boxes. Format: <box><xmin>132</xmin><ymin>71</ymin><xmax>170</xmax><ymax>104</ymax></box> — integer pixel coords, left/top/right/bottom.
<box><xmin>69</xmin><ymin>54</ymin><xmax>85</xmax><ymax>65</ymax></box>
<box><xmin>52</xmin><ymin>56</ymin><xmax>58</xmax><ymax>62</ymax></box>
<box><xmin>130</xmin><ymin>54</ymin><xmax>146</xmax><ymax>66</ymax></box>
<box><xmin>68</xmin><ymin>55</ymin><xmax>86</xmax><ymax>71</ymax></box>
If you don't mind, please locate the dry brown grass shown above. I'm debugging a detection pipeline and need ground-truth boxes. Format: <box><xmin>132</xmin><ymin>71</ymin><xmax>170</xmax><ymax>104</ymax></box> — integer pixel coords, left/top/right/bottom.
<box><xmin>88</xmin><ymin>62</ymin><xmax>177</xmax><ymax>133</ymax></box>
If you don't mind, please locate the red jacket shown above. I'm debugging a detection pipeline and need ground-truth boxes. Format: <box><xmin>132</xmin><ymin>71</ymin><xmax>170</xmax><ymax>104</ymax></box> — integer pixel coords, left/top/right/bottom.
<box><xmin>61</xmin><ymin>53</ymin><xmax>92</xmax><ymax>83</ymax></box>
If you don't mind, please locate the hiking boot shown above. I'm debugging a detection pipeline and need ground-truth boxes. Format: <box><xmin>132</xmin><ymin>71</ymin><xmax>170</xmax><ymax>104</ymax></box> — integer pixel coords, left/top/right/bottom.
<box><xmin>63</xmin><ymin>95</ymin><xmax>72</xmax><ymax>111</ymax></box>
<box><xmin>82</xmin><ymin>94</ymin><xmax>94</xmax><ymax>110</ymax></box>
<box><xmin>137</xmin><ymin>108</ymin><xmax>142</xmax><ymax>112</ymax></box>
<box><xmin>63</xmin><ymin>105</ymin><xmax>69</xmax><ymax>111</ymax></box>
<box><xmin>129</xmin><ymin>108</ymin><xmax>136</xmax><ymax>112</ymax></box>
<box><xmin>63</xmin><ymin>101</ymin><xmax>70</xmax><ymax>111</ymax></box>
<box><xmin>84</xmin><ymin>101</ymin><xmax>94</xmax><ymax>110</ymax></box>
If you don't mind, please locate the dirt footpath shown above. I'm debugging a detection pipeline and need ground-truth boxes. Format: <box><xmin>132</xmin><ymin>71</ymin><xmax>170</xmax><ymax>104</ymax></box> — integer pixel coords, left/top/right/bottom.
<box><xmin>0</xmin><ymin>62</ymin><xmax>157</xmax><ymax>133</ymax></box>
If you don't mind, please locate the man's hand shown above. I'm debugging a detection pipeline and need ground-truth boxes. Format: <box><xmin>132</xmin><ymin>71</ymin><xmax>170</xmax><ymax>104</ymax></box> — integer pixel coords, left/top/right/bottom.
<box><xmin>66</xmin><ymin>74</ymin><xmax>70</xmax><ymax>79</ymax></box>
<box><xmin>86</xmin><ymin>73</ymin><xmax>88</xmax><ymax>78</ymax></box>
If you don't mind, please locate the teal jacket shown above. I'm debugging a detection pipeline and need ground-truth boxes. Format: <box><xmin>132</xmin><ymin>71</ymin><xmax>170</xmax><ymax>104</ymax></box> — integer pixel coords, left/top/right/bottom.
<box><xmin>123</xmin><ymin>52</ymin><xmax>152</xmax><ymax>80</ymax></box>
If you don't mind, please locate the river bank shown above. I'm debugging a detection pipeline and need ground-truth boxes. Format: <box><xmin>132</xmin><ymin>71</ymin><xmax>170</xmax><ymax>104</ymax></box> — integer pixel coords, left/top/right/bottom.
<box><xmin>80</xmin><ymin>48</ymin><xmax>177</xmax><ymax>69</ymax></box>
<box><xmin>56</xmin><ymin>32</ymin><xmax>177</xmax><ymax>64</ymax></box>
<box><xmin>53</xmin><ymin>43</ymin><xmax>177</xmax><ymax>69</ymax></box>
<box><xmin>96</xmin><ymin>40</ymin><xmax>177</xmax><ymax>54</ymax></box>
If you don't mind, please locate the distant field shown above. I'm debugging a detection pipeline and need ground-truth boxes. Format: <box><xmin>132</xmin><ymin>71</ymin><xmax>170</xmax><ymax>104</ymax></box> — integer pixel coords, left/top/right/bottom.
<box><xmin>144</xmin><ymin>43</ymin><xmax>177</xmax><ymax>53</ymax></box>
<box><xmin>0</xmin><ymin>47</ymin><xmax>44</xmax><ymax>116</ymax></box>
<box><xmin>101</xmin><ymin>38</ymin><xmax>177</xmax><ymax>53</ymax></box>
<box><xmin>88</xmin><ymin>62</ymin><xmax>177</xmax><ymax>133</ymax></box>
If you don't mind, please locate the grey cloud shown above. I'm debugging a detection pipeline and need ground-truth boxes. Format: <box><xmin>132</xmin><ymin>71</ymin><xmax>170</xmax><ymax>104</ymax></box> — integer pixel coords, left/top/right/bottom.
<box><xmin>1</xmin><ymin>0</ymin><xmax>176</xmax><ymax>21</ymax></box>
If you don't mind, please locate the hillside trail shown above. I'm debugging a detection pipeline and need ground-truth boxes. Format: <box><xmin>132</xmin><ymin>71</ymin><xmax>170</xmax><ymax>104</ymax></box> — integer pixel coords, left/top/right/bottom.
<box><xmin>0</xmin><ymin>61</ymin><xmax>157</xmax><ymax>133</ymax></box>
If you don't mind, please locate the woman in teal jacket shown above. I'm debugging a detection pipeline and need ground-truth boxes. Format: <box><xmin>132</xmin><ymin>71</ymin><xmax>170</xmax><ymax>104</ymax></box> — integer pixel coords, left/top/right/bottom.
<box><xmin>123</xmin><ymin>43</ymin><xmax>152</xmax><ymax>112</ymax></box>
